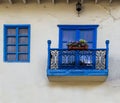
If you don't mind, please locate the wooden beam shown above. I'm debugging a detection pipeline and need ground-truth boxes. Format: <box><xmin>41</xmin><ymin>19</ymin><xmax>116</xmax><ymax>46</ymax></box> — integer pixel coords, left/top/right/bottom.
<box><xmin>23</xmin><ymin>0</ymin><xmax>27</xmax><ymax>4</ymax></box>
<box><xmin>95</xmin><ymin>0</ymin><xmax>98</xmax><ymax>3</ymax></box>
<box><xmin>8</xmin><ymin>0</ymin><xmax>13</xmax><ymax>4</ymax></box>
<box><xmin>81</xmin><ymin>0</ymin><xmax>83</xmax><ymax>3</ymax></box>
<box><xmin>52</xmin><ymin>0</ymin><xmax>55</xmax><ymax>4</ymax></box>
<box><xmin>109</xmin><ymin>0</ymin><xmax>112</xmax><ymax>3</ymax></box>
<box><xmin>67</xmin><ymin>0</ymin><xmax>69</xmax><ymax>4</ymax></box>
<box><xmin>37</xmin><ymin>0</ymin><xmax>41</xmax><ymax>4</ymax></box>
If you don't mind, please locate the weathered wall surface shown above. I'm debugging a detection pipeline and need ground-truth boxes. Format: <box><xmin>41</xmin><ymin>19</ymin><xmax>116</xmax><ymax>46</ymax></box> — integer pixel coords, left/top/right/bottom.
<box><xmin>0</xmin><ymin>1</ymin><xmax>120</xmax><ymax>103</ymax></box>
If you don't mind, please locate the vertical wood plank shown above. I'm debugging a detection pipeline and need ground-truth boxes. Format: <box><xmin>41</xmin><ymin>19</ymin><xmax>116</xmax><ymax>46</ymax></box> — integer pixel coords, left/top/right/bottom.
<box><xmin>67</xmin><ymin>0</ymin><xmax>69</xmax><ymax>4</ymax></box>
<box><xmin>23</xmin><ymin>0</ymin><xmax>27</xmax><ymax>4</ymax></box>
<box><xmin>37</xmin><ymin>0</ymin><xmax>41</xmax><ymax>4</ymax></box>
<box><xmin>109</xmin><ymin>0</ymin><xmax>112</xmax><ymax>3</ymax></box>
<box><xmin>8</xmin><ymin>0</ymin><xmax>13</xmax><ymax>4</ymax></box>
<box><xmin>52</xmin><ymin>0</ymin><xmax>55</xmax><ymax>4</ymax></box>
<box><xmin>95</xmin><ymin>0</ymin><xmax>98</xmax><ymax>3</ymax></box>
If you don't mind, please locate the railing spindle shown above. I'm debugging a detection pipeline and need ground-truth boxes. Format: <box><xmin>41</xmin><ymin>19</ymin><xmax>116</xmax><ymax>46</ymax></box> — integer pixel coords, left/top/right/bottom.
<box><xmin>105</xmin><ymin>40</ymin><xmax>110</xmax><ymax>70</ymax></box>
<box><xmin>47</xmin><ymin>40</ymin><xmax>51</xmax><ymax>69</ymax></box>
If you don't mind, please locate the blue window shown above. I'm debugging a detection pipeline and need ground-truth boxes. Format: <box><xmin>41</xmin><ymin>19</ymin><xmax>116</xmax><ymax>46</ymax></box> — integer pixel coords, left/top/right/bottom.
<box><xmin>4</xmin><ymin>24</ymin><xmax>30</xmax><ymax>62</ymax></box>
<box><xmin>58</xmin><ymin>25</ymin><xmax>98</xmax><ymax>49</ymax></box>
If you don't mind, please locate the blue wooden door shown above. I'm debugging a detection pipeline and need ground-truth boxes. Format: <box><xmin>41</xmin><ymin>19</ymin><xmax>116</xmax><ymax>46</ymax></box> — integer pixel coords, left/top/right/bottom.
<box><xmin>61</xmin><ymin>29</ymin><xmax>77</xmax><ymax>48</ymax></box>
<box><xmin>79</xmin><ymin>29</ymin><xmax>95</xmax><ymax>49</ymax></box>
<box><xmin>58</xmin><ymin>25</ymin><xmax>98</xmax><ymax>69</ymax></box>
<box><xmin>60</xmin><ymin>29</ymin><xmax>96</xmax><ymax>49</ymax></box>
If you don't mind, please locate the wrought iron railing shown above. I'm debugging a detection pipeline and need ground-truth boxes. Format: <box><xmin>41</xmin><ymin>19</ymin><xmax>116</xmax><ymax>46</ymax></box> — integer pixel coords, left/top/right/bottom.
<box><xmin>47</xmin><ymin>40</ymin><xmax>109</xmax><ymax>70</ymax></box>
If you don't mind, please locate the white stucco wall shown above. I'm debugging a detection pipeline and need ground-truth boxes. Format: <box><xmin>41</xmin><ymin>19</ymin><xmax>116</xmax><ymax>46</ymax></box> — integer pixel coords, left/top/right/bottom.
<box><xmin>0</xmin><ymin>1</ymin><xmax>120</xmax><ymax>103</ymax></box>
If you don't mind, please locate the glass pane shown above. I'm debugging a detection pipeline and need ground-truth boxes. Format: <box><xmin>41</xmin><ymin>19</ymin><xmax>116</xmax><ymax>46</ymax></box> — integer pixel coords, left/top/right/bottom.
<box><xmin>18</xmin><ymin>54</ymin><xmax>28</xmax><ymax>61</ymax></box>
<box><xmin>87</xmin><ymin>43</ymin><xmax>93</xmax><ymax>49</ymax></box>
<box><xmin>19</xmin><ymin>28</ymin><xmax>28</xmax><ymax>35</ymax></box>
<box><xmin>7</xmin><ymin>37</ymin><xmax>16</xmax><ymax>44</ymax></box>
<box><xmin>19</xmin><ymin>37</ymin><xmax>28</xmax><ymax>44</ymax></box>
<box><xmin>7</xmin><ymin>28</ymin><xmax>16</xmax><ymax>36</ymax></box>
<box><xmin>62</xmin><ymin>43</ymin><xmax>68</xmax><ymax>48</ymax></box>
<box><xmin>19</xmin><ymin>46</ymin><xmax>28</xmax><ymax>53</ymax></box>
<box><xmin>62</xmin><ymin>30</ymin><xmax>76</xmax><ymax>42</ymax></box>
<box><xmin>7</xmin><ymin>54</ymin><xmax>16</xmax><ymax>61</ymax></box>
<box><xmin>7</xmin><ymin>46</ymin><xmax>16</xmax><ymax>53</ymax></box>
<box><xmin>80</xmin><ymin>30</ymin><xmax>93</xmax><ymax>42</ymax></box>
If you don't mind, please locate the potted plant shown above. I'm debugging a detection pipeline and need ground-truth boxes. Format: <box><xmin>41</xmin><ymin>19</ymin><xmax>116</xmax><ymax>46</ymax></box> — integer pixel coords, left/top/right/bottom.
<box><xmin>67</xmin><ymin>39</ymin><xmax>88</xmax><ymax>50</ymax></box>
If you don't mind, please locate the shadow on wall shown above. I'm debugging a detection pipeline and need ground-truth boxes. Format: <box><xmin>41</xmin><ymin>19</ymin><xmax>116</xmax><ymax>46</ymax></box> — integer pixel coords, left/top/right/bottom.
<box><xmin>47</xmin><ymin>81</ymin><xmax>105</xmax><ymax>88</ymax></box>
<box><xmin>107</xmin><ymin>56</ymin><xmax>120</xmax><ymax>82</ymax></box>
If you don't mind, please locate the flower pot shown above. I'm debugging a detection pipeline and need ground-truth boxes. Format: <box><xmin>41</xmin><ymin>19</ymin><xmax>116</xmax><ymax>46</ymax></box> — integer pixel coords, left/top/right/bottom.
<box><xmin>68</xmin><ymin>45</ymin><xmax>88</xmax><ymax>50</ymax></box>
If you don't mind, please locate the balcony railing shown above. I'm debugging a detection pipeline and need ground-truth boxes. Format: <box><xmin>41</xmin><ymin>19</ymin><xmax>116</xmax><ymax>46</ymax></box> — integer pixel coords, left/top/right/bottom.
<box><xmin>47</xmin><ymin>40</ymin><xmax>109</xmax><ymax>69</ymax></box>
<box><xmin>50</xmin><ymin>49</ymin><xmax>107</xmax><ymax>69</ymax></box>
<box><xmin>47</xmin><ymin>40</ymin><xmax>109</xmax><ymax>77</ymax></box>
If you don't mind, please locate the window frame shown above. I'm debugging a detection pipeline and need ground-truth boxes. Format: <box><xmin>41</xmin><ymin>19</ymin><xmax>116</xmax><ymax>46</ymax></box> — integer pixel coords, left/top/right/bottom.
<box><xmin>58</xmin><ymin>25</ymin><xmax>99</xmax><ymax>49</ymax></box>
<box><xmin>4</xmin><ymin>24</ymin><xmax>31</xmax><ymax>62</ymax></box>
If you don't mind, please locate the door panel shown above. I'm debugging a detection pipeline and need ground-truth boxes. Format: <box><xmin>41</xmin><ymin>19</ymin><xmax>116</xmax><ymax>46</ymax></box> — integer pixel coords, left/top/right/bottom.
<box><xmin>80</xmin><ymin>30</ymin><xmax>94</xmax><ymax>49</ymax></box>
<box><xmin>62</xmin><ymin>30</ymin><xmax>76</xmax><ymax>48</ymax></box>
<box><xmin>61</xmin><ymin>29</ymin><xmax>95</xmax><ymax>49</ymax></box>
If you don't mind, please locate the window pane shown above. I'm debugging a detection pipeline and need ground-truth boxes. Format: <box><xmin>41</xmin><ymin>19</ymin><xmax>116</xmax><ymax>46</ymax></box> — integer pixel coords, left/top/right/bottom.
<box><xmin>80</xmin><ymin>30</ymin><xmax>93</xmax><ymax>42</ymax></box>
<box><xmin>19</xmin><ymin>28</ymin><xmax>28</xmax><ymax>35</ymax></box>
<box><xmin>62</xmin><ymin>43</ymin><xmax>68</xmax><ymax>48</ymax></box>
<box><xmin>19</xmin><ymin>37</ymin><xmax>28</xmax><ymax>44</ymax></box>
<box><xmin>7</xmin><ymin>46</ymin><xmax>16</xmax><ymax>53</ymax></box>
<box><xmin>7</xmin><ymin>37</ymin><xmax>16</xmax><ymax>44</ymax></box>
<box><xmin>19</xmin><ymin>46</ymin><xmax>28</xmax><ymax>53</ymax></box>
<box><xmin>7</xmin><ymin>54</ymin><xmax>16</xmax><ymax>61</ymax></box>
<box><xmin>18</xmin><ymin>54</ymin><xmax>28</xmax><ymax>61</ymax></box>
<box><xmin>87</xmin><ymin>43</ymin><xmax>93</xmax><ymax>49</ymax></box>
<box><xmin>7</xmin><ymin>29</ymin><xmax>16</xmax><ymax>36</ymax></box>
<box><xmin>62</xmin><ymin>30</ymin><xmax>76</xmax><ymax>42</ymax></box>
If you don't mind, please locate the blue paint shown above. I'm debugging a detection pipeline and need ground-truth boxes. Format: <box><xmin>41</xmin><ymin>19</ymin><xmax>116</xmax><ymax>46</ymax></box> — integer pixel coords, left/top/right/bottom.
<box><xmin>47</xmin><ymin>49</ymin><xmax>109</xmax><ymax>76</ymax></box>
<box><xmin>47</xmin><ymin>25</ymin><xmax>110</xmax><ymax>80</ymax></box>
<box><xmin>28</xmin><ymin>25</ymin><xmax>31</xmax><ymax>62</ymax></box>
<box><xmin>47</xmin><ymin>40</ymin><xmax>51</xmax><ymax>69</ymax></box>
<box><xmin>4</xmin><ymin>24</ymin><xmax>31</xmax><ymax>62</ymax></box>
<box><xmin>16</xmin><ymin>27</ymin><xmax>19</xmax><ymax>61</ymax></box>
<box><xmin>47</xmin><ymin>69</ymin><xmax>108</xmax><ymax>76</ymax></box>
<box><xmin>58</xmin><ymin>25</ymin><xmax>99</xmax><ymax>49</ymax></box>
<box><xmin>105</xmin><ymin>40</ymin><xmax>110</xmax><ymax>70</ymax></box>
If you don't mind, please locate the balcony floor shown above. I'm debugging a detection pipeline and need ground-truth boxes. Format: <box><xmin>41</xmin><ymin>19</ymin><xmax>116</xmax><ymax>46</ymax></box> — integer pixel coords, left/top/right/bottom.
<box><xmin>47</xmin><ymin>69</ymin><xmax>108</xmax><ymax>82</ymax></box>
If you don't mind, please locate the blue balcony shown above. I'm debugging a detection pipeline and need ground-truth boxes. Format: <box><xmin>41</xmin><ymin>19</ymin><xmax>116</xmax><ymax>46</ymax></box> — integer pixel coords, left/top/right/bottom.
<box><xmin>47</xmin><ymin>40</ymin><xmax>110</xmax><ymax>82</ymax></box>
